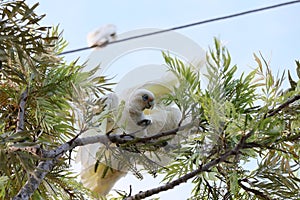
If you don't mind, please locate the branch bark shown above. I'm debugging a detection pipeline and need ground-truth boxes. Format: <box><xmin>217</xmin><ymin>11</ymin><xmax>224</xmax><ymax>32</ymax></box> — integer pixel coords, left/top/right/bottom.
<box><xmin>12</xmin><ymin>133</ymin><xmax>109</xmax><ymax>200</ymax></box>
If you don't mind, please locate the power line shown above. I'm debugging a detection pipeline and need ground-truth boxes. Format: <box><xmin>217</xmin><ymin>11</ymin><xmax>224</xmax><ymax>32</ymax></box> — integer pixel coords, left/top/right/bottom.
<box><xmin>59</xmin><ymin>0</ymin><xmax>300</xmax><ymax>55</ymax></box>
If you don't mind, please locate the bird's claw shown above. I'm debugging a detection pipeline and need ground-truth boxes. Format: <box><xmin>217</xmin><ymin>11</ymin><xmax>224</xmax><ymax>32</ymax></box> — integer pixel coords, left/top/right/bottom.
<box><xmin>137</xmin><ymin>119</ymin><xmax>151</xmax><ymax>127</ymax></box>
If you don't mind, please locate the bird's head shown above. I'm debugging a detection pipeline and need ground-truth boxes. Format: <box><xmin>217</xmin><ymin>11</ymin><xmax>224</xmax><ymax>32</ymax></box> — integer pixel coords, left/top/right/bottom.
<box><xmin>130</xmin><ymin>89</ymin><xmax>155</xmax><ymax>111</ymax></box>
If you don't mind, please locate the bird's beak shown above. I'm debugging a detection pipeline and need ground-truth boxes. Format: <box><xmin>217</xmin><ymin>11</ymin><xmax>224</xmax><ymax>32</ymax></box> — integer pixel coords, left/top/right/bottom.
<box><xmin>148</xmin><ymin>100</ymin><xmax>155</xmax><ymax>109</ymax></box>
<box><xmin>144</xmin><ymin>100</ymin><xmax>154</xmax><ymax>114</ymax></box>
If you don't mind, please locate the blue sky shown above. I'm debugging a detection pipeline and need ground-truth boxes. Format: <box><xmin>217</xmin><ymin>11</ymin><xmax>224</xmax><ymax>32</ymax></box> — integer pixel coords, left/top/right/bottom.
<box><xmin>26</xmin><ymin>0</ymin><xmax>300</xmax><ymax>199</ymax></box>
<box><xmin>27</xmin><ymin>0</ymin><xmax>300</xmax><ymax>76</ymax></box>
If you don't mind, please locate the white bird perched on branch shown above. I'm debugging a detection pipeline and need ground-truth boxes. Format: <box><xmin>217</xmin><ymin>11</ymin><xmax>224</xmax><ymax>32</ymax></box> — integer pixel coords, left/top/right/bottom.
<box><xmin>87</xmin><ymin>24</ymin><xmax>117</xmax><ymax>48</ymax></box>
<box><xmin>76</xmin><ymin>81</ymin><xmax>184</xmax><ymax>197</ymax></box>
<box><xmin>76</xmin><ymin>88</ymin><xmax>158</xmax><ymax>197</ymax></box>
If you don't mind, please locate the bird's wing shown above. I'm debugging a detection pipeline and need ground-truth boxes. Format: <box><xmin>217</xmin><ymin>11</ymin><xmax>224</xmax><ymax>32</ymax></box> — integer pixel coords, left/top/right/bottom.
<box><xmin>75</xmin><ymin>93</ymin><xmax>119</xmax><ymax>166</ymax></box>
<box><xmin>75</xmin><ymin>93</ymin><xmax>128</xmax><ymax>196</ymax></box>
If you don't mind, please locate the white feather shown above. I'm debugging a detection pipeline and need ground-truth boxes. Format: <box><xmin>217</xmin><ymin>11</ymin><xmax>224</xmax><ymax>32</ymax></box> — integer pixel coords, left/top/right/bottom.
<box><xmin>87</xmin><ymin>24</ymin><xmax>116</xmax><ymax>47</ymax></box>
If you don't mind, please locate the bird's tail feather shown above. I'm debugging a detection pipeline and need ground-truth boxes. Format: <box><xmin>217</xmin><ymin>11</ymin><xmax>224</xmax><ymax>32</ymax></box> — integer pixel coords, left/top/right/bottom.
<box><xmin>80</xmin><ymin>163</ymin><xmax>127</xmax><ymax>197</ymax></box>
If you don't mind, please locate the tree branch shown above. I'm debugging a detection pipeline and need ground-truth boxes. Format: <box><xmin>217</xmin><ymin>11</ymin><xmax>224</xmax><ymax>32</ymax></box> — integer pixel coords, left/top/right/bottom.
<box><xmin>12</xmin><ymin>132</ymin><xmax>110</xmax><ymax>200</ymax></box>
<box><xmin>16</xmin><ymin>88</ymin><xmax>28</xmax><ymax>133</ymax></box>
<box><xmin>267</xmin><ymin>94</ymin><xmax>300</xmax><ymax>117</ymax></box>
<box><xmin>124</xmin><ymin>131</ymin><xmax>252</xmax><ymax>200</ymax></box>
<box><xmin>109</xmin><ymin>122</ymin><xmax>192</xmax><ymax>145</ymax></box>
<box><xmin>238</xmin><ymin>179</ymin><xmax>272</xmax><ymax>200</ymax></box>
<box><xmin>8</xmin><ymin>145</ymin><xmax>42</xmax><ymax>157</ymax></box>
<box><xmin>12</xmin><ymin>159</ymin><xmax>56</xmax><ymax>200</ymax></box>
<box><xmin>12</xmin><ymin>124</ymin><xmax>189</xmax><ymax>199</ymax></box>
<box><xmin>243</xmin><ymin>141</ymin><xmax>298</xmax><ymax>156</ymax></box>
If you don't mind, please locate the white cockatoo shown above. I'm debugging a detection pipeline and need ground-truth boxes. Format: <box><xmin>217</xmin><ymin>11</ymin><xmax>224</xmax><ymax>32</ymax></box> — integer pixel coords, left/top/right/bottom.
<box><xmin>87</xmin><ymin>24</ymin><xmax>117</xmax><ymax>48</ymax></box>
<box><xmin>76</xmin><ymin>80</ymin><xmax>184</xmax><ymax>197</ymax></box>
<box><xmin>76</xmin><ymin>88</ymin><xmax>158</xmax><ymax>196</ymax></box>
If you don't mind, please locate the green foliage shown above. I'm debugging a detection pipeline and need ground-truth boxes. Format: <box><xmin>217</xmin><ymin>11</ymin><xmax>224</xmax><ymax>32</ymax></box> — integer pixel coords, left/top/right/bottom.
<box><xmin>0</xmin><ymin>1</ymin><xmax>111</xmax><ymax>199</ymax></box>
<box><xmin>160</xmin><ymin>38</ymin><xmax>300</xmax><ymax>200</ymax></box>
<box><xmin>0</xmin><ymin>1</ymin><xmax>299</xmax><ymax>199</ymax></box>
<box><xmin>162</xmin><ymin>51</ymin><xmax>203</xmax><ymax>124</ymax></box>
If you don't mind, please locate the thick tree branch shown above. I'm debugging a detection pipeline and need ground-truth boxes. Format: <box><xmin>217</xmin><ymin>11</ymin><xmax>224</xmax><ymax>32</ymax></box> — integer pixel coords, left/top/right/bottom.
<box><xmin>12</xmin><ymin>133</ymin><xmax>109</xmax><ymax>200</ymax></box>
<box><xmin>10</xmin><ymin>123</ymin><xmax>191</xmax><ymax>158</ymax></box>
<box><xmin>12</xmin><ymin>159</ymin><xmax>56</xmax><ymax>200</ymax></box>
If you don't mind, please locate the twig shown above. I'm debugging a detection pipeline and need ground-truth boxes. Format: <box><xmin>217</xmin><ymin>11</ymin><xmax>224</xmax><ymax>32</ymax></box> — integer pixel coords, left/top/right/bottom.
<box><xmin>107</xmin><ymin>122</ymin><xmax>191</xmax><ymax>145</ymax></box>
<box><xmin>238</xmin><ymin>179</ymin><xmax>272</xmax><ymax>200</ymax></box>
<box><xmin>267</xmin><ymin>94</ymin><xmax>300</xmax><ymax>117</ymax></box>
<box><xmin>133</xmin><ymin>122</ymin><xmax>192</xmax><ymax>143</ymax></box>
<box><xmin>128</xmin><ymin>185</ymin><xmax>132</xmax><ymax>197</ymax></box>
<box><xmin>243</xmin><ymin>142</ymin><xmax>297</xmax><ymax>156</ymax></box>
<box><xmin>16</xmin><ymin>88</ymin><xmax>28</xmax><ymax>133</ymax></box>
<box><xmin>8</xmin><ymin>145</ymin><xmax>42</xmax><ymax>156</ymax></box>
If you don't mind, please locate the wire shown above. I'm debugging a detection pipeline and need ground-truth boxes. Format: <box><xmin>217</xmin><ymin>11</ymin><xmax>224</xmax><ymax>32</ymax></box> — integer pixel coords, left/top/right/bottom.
<box><xmin>59</xmin><ymin>0</ymin><xmax>300</xmax><ymax>55</ymax></box>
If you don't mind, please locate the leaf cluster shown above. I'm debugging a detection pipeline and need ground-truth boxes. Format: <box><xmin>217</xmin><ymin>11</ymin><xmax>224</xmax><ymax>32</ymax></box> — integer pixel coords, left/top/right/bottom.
<box><xmin>0</xmin><ymin>1</ymin><xmax>113</xmax><ymax>199</ymax></box>
<box><xmin>159</xmin><ymin>38</ymin><xmax>300</xmax><ymax>200</ymax></box>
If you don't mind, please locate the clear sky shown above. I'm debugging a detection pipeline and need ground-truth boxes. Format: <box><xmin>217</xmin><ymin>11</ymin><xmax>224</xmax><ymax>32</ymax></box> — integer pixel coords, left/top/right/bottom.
<box><xmin>27</xmin><ymin>0</ymin><xmax>300</xmax><ymax>74</ymax></box>
<box><xmin>25</xmin><ymin>0</ymin><xmax>300</xmax><ymax>199</ymax></box>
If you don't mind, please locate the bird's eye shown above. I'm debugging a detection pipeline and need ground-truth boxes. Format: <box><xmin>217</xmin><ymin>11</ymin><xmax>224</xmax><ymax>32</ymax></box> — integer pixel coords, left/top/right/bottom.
<box><xmin>142</xmin><ymin>94</ymin><xmax>149</xmax><ymax>101</ymax></box>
